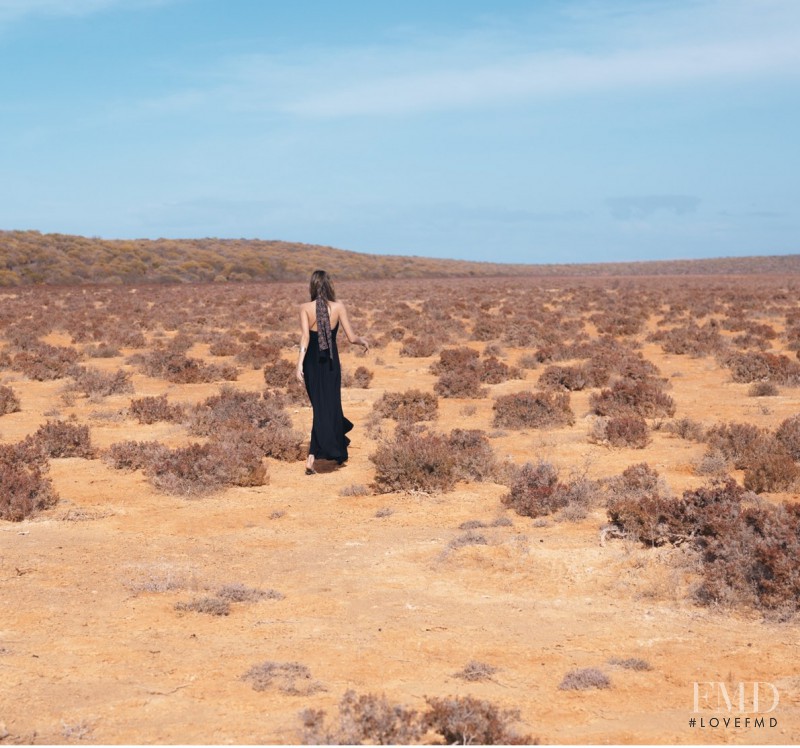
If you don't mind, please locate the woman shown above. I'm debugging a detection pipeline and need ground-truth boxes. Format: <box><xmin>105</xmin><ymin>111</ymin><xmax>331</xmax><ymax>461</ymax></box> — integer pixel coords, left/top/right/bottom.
<box><xmin>296</xmin><ymin>270</ymin><xmax>369</xmax><ymax>474</ymax></box>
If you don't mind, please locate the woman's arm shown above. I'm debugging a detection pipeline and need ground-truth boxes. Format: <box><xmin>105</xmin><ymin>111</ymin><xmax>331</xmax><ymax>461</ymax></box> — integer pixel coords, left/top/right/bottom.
<box><xmin>296</xmin><ymin>306</ymin><xmax>310</xmax><ymax>383</ymax></box>
<box><xmin>337</xmin><ymin>303</ymin><xmax>369</xmax><ymax>351</ymax></box>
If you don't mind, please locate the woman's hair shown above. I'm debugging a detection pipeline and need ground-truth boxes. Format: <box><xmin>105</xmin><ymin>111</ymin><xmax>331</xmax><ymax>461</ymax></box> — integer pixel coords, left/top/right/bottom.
<box><xmin>309</xmin><ymin>269</ymin><xmax>336</xmax><ymax>302</ymax></box>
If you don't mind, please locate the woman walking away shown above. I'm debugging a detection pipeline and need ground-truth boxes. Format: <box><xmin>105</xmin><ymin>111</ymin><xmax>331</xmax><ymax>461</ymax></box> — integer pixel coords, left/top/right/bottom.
<box><xmin>296</xmin><ymin>270</ymin><xmax>369</xmax><ymax>474</ymax></box>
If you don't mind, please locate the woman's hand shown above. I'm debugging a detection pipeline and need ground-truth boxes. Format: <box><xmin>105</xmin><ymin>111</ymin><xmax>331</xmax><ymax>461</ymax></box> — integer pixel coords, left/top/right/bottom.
<box><xmin>296</xmin><ymin>365</ymin><xmax>304</xmax><ymax>384</ymax></box>
<box><xmin>360</xmin><ymin>336</ymin><xmax>370</xmax><ymax>352</ymax></box>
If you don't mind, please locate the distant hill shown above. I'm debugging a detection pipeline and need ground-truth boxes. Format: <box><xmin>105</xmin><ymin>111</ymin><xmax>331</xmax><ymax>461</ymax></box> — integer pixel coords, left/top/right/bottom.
<box><xmin>1</xmin><ymin>229</ymin><xmax>799</xmax><ymax>285</ymax></box>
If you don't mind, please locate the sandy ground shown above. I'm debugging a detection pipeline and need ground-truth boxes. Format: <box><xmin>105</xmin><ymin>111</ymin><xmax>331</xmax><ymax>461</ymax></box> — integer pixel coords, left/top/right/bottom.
<box><xmin>1</xmin><ymin>313</ymin><xmax>799</xmax><ymax>745</ymax></box>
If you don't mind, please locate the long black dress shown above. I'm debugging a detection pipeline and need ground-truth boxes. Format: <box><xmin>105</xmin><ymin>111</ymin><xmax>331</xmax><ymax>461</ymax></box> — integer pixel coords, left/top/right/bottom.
<box><xmin>303</xmin><ymin>322</ymin><xmax>353</xmax><ymax>464</ymax></box>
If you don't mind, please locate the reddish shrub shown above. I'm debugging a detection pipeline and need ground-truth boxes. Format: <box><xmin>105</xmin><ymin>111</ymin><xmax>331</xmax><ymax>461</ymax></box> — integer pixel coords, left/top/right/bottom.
<box><xmin>105</xmin><ymin>440</ymin><xmax>170</xmax><ymax>471</ymax></box>
<box><xmin>400</xmin><ymin>336</ymin><xmax>438</xmax><ymax>357</ymax></box>
<box><xmin>423</xmin><ymin>695</ymin><xmax>533</xmax><ymax>745</ymax></box>
<box><xmin>188</xmin><ymin>386</ymin><xmax>292</xmax><ymax>435</ymax></box>
<box><xmin>28</xmin><ymin>420</ymin><xmax>95</xmax><ymax>459</ymax></box>
<box><xmin>447</xmin><ymin>428</ymin><xmax>496</xmax><ymax>481</ymax></box>
<box><xmin>12</xmin><ymin>342</ymin><xmax>81</xmax><ymax>380</ymax></box>
<box><xmin>493</xmin><ymin>390</ymin><xmax>574</xmax><ymax>429</ymax></box>
<box><xmin>589</xmin><ymin>378</ymin><xmax>675</xmax><ymax>419</ymax></box>
<box><xmin>68</xmin><ymin>366</ymin><xmax>134</xmax><ymax>397</ymax></box>
<box><xmin>434</xmin><ymin>367</ymin><xmax>486</xmax><ymax>398</ymax></box>
<box><xmin>430</xmin><ymin>346</ymin><xmax>480</xmax><ymax>375</ymax></box>
<box><xmin>370</xmin><ymin>430</ymin><xmax>457</xmax><ymax>493</ymax></box>
<box><xmin>235</xmin><ymin>339</ymin><xmax>281</xmax><ymax>369</ymax></box>
<box><xmin>373</xmin><ymin>389</ymin><xmax>438</xmax><ymax>422</ymax></box>
<box><xmin>743</xmin><ymin>447</ymin><xmax>799</xmax><ymax>493</ymax></box>
<box><xmin>604</xmin><ymin>416</ymin><xmax>650</xmax><ymax>448</ymax></box>
<box><xmin>479</xmin><ymin>356</ymin><xmax>521</xmax><ymax>384</ymax></box>
<box><xmin>0</xmin><ymin>443</ymin><xmax>58</xmax><ymax>521</ymax></box>
<box><xmin>129</xmin><ymin>394</ymin><xmax>185</xmax><ymax>424</ymax></box>
<box><xmin>502</xmin><ymin>460</ymin><xmax>568</xmax><ymax>518</ymax></box>
<box><xmin>137</xmin><ymin>349</ymin><xmax>238</xmax><ymax>383</ymax></box>
<box><xmin>705</xmin><ymin>422</ymin><xmax>768</xmax><ymax>470</ymax></box>
<box><xmin>351</xmin><ymin>366</ymin><xmax>373</xmax><ymax>388</ymax></box>
<box><xmin>775</xmin><ymin>415</ymin><xmax>800</xmax><ymax>461</ymax></box>
<box><xmin>263</xmin><ymin>358</ymin><xmax>296</xmax><ymax>388</ymax></box>
<box><xmin>0</xmin><ymin>385</ymin><xmax>21</xmax><ymax>415</ymax></box>
<box><xmin>538</xmin><ymin>365</ymin><xmax>588</xmax><ymax>391</ymax></box>
<box><xmin>723</xmin><ymin>351</ymin><xmax>800</xmax><ymax>385</ymax></box>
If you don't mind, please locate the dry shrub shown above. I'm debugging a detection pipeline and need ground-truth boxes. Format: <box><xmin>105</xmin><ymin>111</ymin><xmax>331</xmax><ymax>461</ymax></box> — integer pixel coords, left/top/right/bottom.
<box><xmin>29</xmin><ymin>420</ymin><xmax>95</xmax><ymax>459</ymax></box>
<box><xmin>400</xmin><ymin>336</ymin><xmax>438</xmax><ymax>357</ymax></box>
<box><xmin>603</xmin><ymin>415</ymin><xmax>650</xmax><ymax>449</ymax></box>
<box><xmin>748</xmin><ymin>381</ymin><xmax>779</xmax><ymax>397</ymax></box>
<box><xmin>558</xmin><ymin>668</ymin><xmax>611</xmax><ymax>690</ymax></box>
<box><xmin>664</xmin><ymin>417</ymin><xmax>706</xmax><ymax>441</ymax></box>
<box><xmin>0</xmin><ymin>385</ymin><xmax>21</xmax><ymax>415</ymax></box>
<box><xmin>339</xmin><ymin>483</ymin><xmax>370</xmax><ymax>497</ymax></box>
<box><xmin>432</xmin><ymin>347</ymin><xmax>486</xmax><ymax>398</ymax></box>
<box><xmin>453</xmin><ymin>661</ymin><xmax>499</xmax><ymax>681</ymax></box>
<box><xmin>374</xmin><ymin>389</ymin><xmax>438</xmax><ymax>423</ymax></box>
<box><xmin>105</xmin><ymin>440</ymin><xmax>170</xmax><ymax>471</ymax></box>
<box><xmin>0</xmin><ymin>443</ymin><xmax>58</xmax><ymax>521</ymax></box>
<box><xmin>723</xmin><ymin>350</ymin><xmax>800</xmax><ymax>385</ymax></box>
<box><xmin>352</xmin><ymin>366</ymin><xmax>373</xmax><ymax>388</ymax></box>
<box><xmin>370</xmin><ymin>430</ymin><xmax>456</xmax><ymax>494</ymax></box>
<box><xmin>84</xmin><ymin>342</ymin><xmax>121</xmax><ymax>358</ymax></box>
<box><xmin>538</xmin><ymin>365</ymin><xmax>588</xmax><ymax>391</ymax></box>
<box><xmin>493</xmin><ymin>390</ymin><xmax>574</xmax><ymax>429</ymax></box>
<box><xmin>235</xmin><ymin>339</ymin><xmax>281</xmax><ymax>368</ymax></box>
<box><xmin>502</xmin><ymin>460</ymin><xmax>567</xmax><ymax>518</ymax></box>
<box><xmin>300</xmin><ymin>690</ymin><xmax>423</xmax><ymax>745</ymax></box>
<box><xmin>447</xmin><ymin>428</ymin><xmax>496</xmax><ymax>481</ymax></box>
<box><xmin>67</xmin><ymin>366</ymin><xmax>133</xmax><ymax>398</ymax></box>
<box><xmin>434</xmin><ymin>367</ymin><xmax>486</xmax><ymax>399</ymax></box>
<box><xmin>243</xmin><ymin>661</ymin><xmax>324</xmax><ymax>696</ymax></box>
<box><xmin>775</xmin><ymin>415</ymin><xmax>800</xmax><ymax>460</ymax></box>
<box><xmin>136</xmin><ymin>348</ymin><xmax>238</xmax><ymax>383</ymax></box>
<box><xmin>448</xmin><ymin>530</ymin><xmax>489</xmax><ymax>550</ymax></box>
<box><xmin>208</xmin><ymin>337</ymin><xmax>240</xmax><ymax>356</ymax></box>
<box><xmin>129</xmin><ymin>394</ymin><xmax>185</xmax><ymax>424</ymax></box>
<box><xmin>174</xmin><ymin>596</ymin><xmax>231</xmax><ymax>616</ymax></box>
<box><xmin>423</xmin><ymin>695</ymin><xmax>534</xmax><ymax>745</ymax></box>
<box><xmin>607</xmin><ymin>475</ymin><xmax>800</xmax><ymax>612</ymax></box>
<box><xmin>263</xmin><ymin>358</ymin><xmax>296</xmax><ymax>387</ymax></box>
<box><xmin>693</xmin><ymin>450</ymin><xmax>731</xmax><ymax>478</ymax></box>
<box><xmin>648</xmin><ymin>321</ymin><xmax>724</xmax><ymax>357</ymax></box>
<box><xmin>743</xmin><ymin>447</ymin><xmax>799</xmax><ymax>493</ymax></box>
<box><xmin>480</xmin><ymin>356</ymin><xmax>521</xmax><ymax>384</ymax></box>
<box><xmin>12</xmin><ymin>342</ymin><xmax>81</xmax><ymax>380</ymax></box>
<box><xmin>608</xmin><ymin>657</ymin><xmax>652</xmax><ymax>671</ymax></box>
<box><xmin>705</xmin><ymin>422</ymin><xmax>768</xmax><ymax>470</ymax></box>
<box><xmin>589</xmin><ymin>378</ymin><xmax>675</xmax><ymax>419</ymax></box>
<box><xmin>215</xmin><ymin>584</ymin><xmax>284</xmax><ymax>602</ymax></box>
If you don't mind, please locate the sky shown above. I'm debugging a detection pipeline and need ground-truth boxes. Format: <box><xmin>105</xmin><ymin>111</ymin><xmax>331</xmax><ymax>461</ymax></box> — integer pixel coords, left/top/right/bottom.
<box><xmin>1</xmin><ymin>0</ymin><xmax>798</xmax><ymax>264</ymax></box>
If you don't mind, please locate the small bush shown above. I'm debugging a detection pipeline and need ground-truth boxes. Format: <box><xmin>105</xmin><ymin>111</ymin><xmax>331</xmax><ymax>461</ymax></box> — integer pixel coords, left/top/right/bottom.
<box><xmin>300</xmin><ymin>690</ymin><xmax>423</xmax><ymax>745</ymax></box>
<box><xmin>105</xmin><ymin>440</ymin><xmax>170</xmax><ymax>471</ymax></box>
<box><xmin>0</xmin><ymin>443</ymin><xmax>58</xmax><ymax>521</ymax></box>
<box><xmin>423</xmin><ymin>695</ymin><xmax>534</xmax><ymax>745</ymax></box>
<box><xmin>174</xmin><ymin>596</ymin><xmax>230</xmax><ymax>616</ymax></box>
<box><xmin>604</xmin><ymin>415</ymin><xmax>650</xmax><ymax>448</ymax></box>
<box><xmin>590</xmin><ymin>378</ymin><xmax>675</xmax><ymax>419</ymax></box>
<box><xmin>215</xmin><ymin>584</ymin><xmax>284</xmax><ymax>602</ymax></box>
<box><xmin>743</xmin><ymin>447</ymin><xmax>799</xmax><ymax>493</ymax></box>
<box><xmin>538</xmin><ymin>365</ymin><xmax>588</xmax><ymax>391</ymax></box>
<box><xmin>775</xmin><ymin>415</ymin><xmax>800</xmax><ymax>461</ymax></box>
<box><xmin>705</xmin><ymin>422</ymin><xmax>769</xmax><ymax>470</ymax></box>
<box><xmin>243</xmin><ymin>661</ymin><xmax>324</xmax><ymax>696</ymax></box>
<box><xmin>370</xmin><ymin>430</ymin><xmax>457</xmax><ymax>494</ymax></box>
<box><xmin>263</xmin><ymin>358</ymin><xmax>296</xmax><ymax>388</ymax></box>
<box><xmin>480</xmin><ymin>356</ymin><xmax>521</xmax><ymax>385</ymax></box>
<box><xmin>339</xmin><ymin>483</ymin><xmax>370</xmax><ymax>497</ymax></box>
<box><xmin>723</xmin><ymin>350</ymin><xmax>800</xmax><ymax>385</ymax></box>
<box><xmin>493</xmin><ymin>390</ymin><xmax>574</xmax><ymax>429</ymax></box>
<box><xmin>29</xmin><ymin>420</ymin><xmax>94</xmax><ymax>459</ymax></box>
<box><xmin>129</xmin><ymin>394</ymin><xmax>185</xmax><ymax>424</ymax></box>
<box><xmin>502</xmin><ymin>460</ymin><xmax>567</xmax><ymax>518</ymax></box>
<box><xmin>373</xmin><ymin>389</ymin><xmax>438</xmax><ymax>423</ymax></box>
<box><xmin>447</xmin><ymin>428</ymin><xmax>497</xmax><ymax>481</ymax></box>
<box><xmin>352</xmin><ymin>366</ymin><xmax>373</xmax><ymax>388</ymax></box>
<box><xmin>67</xmin><ymin>366</ymin><xmax>133</xmax><ymax>398</ymax></box>
<box><xmin>434</xmin><ymin>367</ymin><xmax>487</xmax><ymax>399</ymax></box>
<box><xmin>608</xmin><ymin>657</ymin><xmax>652</xmax><ymax>671</ymax></box>
<box><xmin>748</xmin><ymin>381</ymin><xmax>779</xmax><ymax>397</ymax></box>
<box><xmin>693</xmin><ymin>450</ymin><xmax>731</xmax><ymax>478</ymax></box>
<box><xmin>0</xmin><ymin>385</ymin><xmax>21</xmax><ymax>415</ymax></box>
<box><xmin>558</xmin><ymin>668</ymin><xmax>611</xmax><ymax>690</ymax></box>
<box><xmin>400</xmin><ymin>336</ymin><xmax>438</xmax><ymax>357</ymax></box>
<box><xmin>453</xmin><ymin>661</ymin><xmax>499</xmax><ymax>681</ymax></box>
<box><xmin>12</xmin><ymin>343</ymin><xmax>81</xmax><ymax>381</ymax></box>
<box><xmin>137</xmin><ymin>348</ymin><xmax>238</xmax><ymax>383</ymax></box>
<box><xmin>664</xmin><ymin>417</ymin><xmax>706</xmax><ymax>441</ymax></box>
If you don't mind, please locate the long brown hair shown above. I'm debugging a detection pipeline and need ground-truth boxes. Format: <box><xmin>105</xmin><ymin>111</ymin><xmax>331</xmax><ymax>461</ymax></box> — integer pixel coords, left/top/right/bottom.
<box><xmin>309</xmin><ymin>269</ymin><xmax>336</xmax><ymax>302</ymax></box>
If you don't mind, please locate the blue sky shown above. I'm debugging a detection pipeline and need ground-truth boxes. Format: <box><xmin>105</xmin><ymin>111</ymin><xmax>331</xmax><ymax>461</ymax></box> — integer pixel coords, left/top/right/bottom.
<box><xmin>1</xmin><ymin>0</ymin><xmax>798</xmax><ymax>264</ymax></box>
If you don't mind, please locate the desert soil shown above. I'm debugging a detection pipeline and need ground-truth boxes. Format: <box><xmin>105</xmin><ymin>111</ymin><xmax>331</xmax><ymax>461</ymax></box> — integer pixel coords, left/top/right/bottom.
<box><xmin>1</xmin><ymin>279</ymin><xmax>799</xmax><ymax>745</ymax></box>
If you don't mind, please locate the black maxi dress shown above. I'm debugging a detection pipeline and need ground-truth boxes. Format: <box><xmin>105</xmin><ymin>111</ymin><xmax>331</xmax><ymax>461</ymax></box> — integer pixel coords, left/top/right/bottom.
<box><xmin>303</xmin><ymin>322</ymin><xmax>353</xmax><ymax>464</ymax></box>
